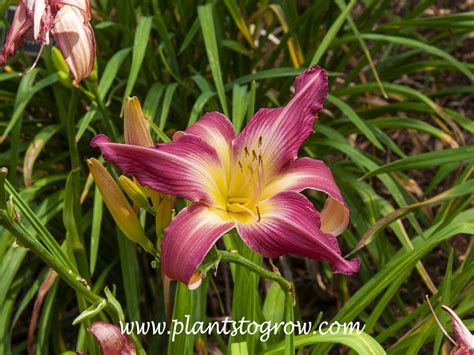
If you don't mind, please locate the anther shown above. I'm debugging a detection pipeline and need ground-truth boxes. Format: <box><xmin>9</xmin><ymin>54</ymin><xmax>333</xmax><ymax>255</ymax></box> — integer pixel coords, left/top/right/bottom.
<box><xmin>252</xmin><ymin>150</ymin><xmax>257</xmax><ymax>161</ymax></box>
<box><xmin>244</xmin><ymin>146</ymin><xmax>250</xmax><ymax>156</ymax></box>
<box><xmin>256</xmin><ymin>205</ymin><xmax>261</xmax><ymax>222</ymax></box>
<box><xmin>258</xmin><ymin>136</ymin><xmax>263</xmax><ymax>147</ymax></box>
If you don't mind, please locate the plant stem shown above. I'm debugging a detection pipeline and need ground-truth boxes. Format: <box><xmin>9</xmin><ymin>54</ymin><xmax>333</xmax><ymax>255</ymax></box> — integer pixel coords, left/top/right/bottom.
<box><xmin>90</xmin><ymin>83</ymin><xmax>119</xmax><ymax>141</ymax></box>
<box><xmin>0</xmin><ymin>210</ymin><xmax>101</xmax><ymax>304</ymax></box>
<box><xmin>218</xmin><ymin>250</ymin><xmax>293</xmax><ymax>295</ymax></box>
<box><xmin>66</xmin><ymin>88</ymin><xmax>81</xmax><ymax>174</ymax></box>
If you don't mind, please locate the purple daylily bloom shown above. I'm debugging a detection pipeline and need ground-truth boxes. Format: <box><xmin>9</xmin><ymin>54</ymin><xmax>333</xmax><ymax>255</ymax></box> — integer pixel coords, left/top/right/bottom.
<box><xmin>0</xmin><ymin>0</ymin><xmax>95</xmax><ymax>85</ymax></box>
<box><xmin>91</xmin><ymin>66</ymin><xmax>360</xmax><ymax>287</ymax></box>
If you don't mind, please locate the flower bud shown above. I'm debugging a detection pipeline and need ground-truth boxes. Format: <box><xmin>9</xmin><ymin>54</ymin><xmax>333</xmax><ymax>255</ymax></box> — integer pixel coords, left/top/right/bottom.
<box><xmin>155</xmin><ymin>194</ymin><xmax>173</xmax><ymax>237</ymax></box>
<box><xmin>124</xmin><ymin>97</ymin><xmax>153</xmax><ymax>147</ymax></box>
<box><xmin>52</xmin><ymin>43</ymin><xmax>72</xmax><ymax>90</ymax></box>
<box><xmin>87</xmin><ymin>158</ymin><xmax>155</xmax><ymax>255</ymax></box>
<box><xmin>118</xmin><ymin>175</ymin><xmax>154</xmax><ymax>214</ymax></box>
<box><xmin>51</xmin><ymin>47</ymin><xmax>70</xmax><ymax>74</ymax></box>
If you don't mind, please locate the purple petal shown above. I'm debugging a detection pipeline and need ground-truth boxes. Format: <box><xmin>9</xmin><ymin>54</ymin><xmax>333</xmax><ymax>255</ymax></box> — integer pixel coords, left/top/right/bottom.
<box><xmin>91</xmin><ymin>134</ymin><xmax>227</xmax><ymax>206</ymax></box>
<box><xmin>51</xmin><ymin>5</ymin><xmax>95</xmax><ymax>84</ymax></box>
<box><xmin>0</xmin><ymin>2</ymin><xmax>32</xmax><ymax>66</ymax></box>
<box><xmin>236</xmin><ymin>191</ymin><xmax>359</xmax><ymax>275</ymax></box>
<box><xmin>88</xmin><ymin>321</ymin><xmax>136</xmax><ymax>355</ymax></box>
<box><xmin>232</xmin><ymin>65</ymin><xmax>328</xmax><ymax>181</ymax></box>
<box><xmin>263</xmin><ymin>157</ymin><xmax>349</xmax><ymax>236</ymax></box>
<box><xmin>441</xmin><ymin>305</ymin><xmax>474</xmax><ymax>351</ymax></box>
<box><xmin>161</xmin><ymin>204</ymin><xmax>234</xmax><ymax>285</ymax></box>
<box><xmin>184</xmin><ymin>112</ymin><xmax>235</xmax><ymax>178</ymax></box>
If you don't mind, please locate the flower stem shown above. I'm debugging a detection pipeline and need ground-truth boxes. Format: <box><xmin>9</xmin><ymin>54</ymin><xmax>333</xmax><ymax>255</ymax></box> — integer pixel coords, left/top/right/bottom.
<box><xmin>66</xmin><ymin>88</ymin><xmax>81</xmax><ymax>173</ymax></box>
<box><xmin>89</xmin><ymin>83</ymin><xmax>119</xmax><ymax>141</ymax></box>
<box><xmin>217</xmin><ymin>250</ymin><xmax>294</xmax><ymax>296</ymax></box>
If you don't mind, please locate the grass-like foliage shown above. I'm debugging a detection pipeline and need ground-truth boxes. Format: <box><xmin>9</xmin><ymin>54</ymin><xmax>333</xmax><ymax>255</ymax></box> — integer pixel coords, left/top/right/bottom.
<box><xmin>0</xmin><ymin>1</ymin><xmax>472</xmax><ymax>354</ymax></box>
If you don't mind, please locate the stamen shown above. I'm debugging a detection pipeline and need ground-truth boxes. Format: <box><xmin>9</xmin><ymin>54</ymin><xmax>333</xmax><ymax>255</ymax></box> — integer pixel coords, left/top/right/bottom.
<box><xmin>257</xmin><ymin>155</ymin><xmax>264</xmax><ymax>196</ymax></box>
<box><xmin>252</xmin><ymin>150</ymin><xmax>257</xmax><ymax>161</ymax></box>
<box><xmin>258</xmin><ymin>136</ymin><xmax>263</xmax><ymax>147</ymax></box>
<box><xmin>227</xmin><ymin>202</ymin><xmax>259</xmax><ymax>222</ymax></box>
<box><xmin>238</xmin><ymin>160</ymin><xmax>254</xmax><ymax>195</ymax></box>
<box><xmin>256</xmin><ymin>205</ymin><xmax>261</xmax><ymax>222</ymax></box>
<box><xmin>239</xmin><ymin>204</ymin><xmax>259</xmax><ymax>222</ymax></box>
<box><xmin>244</xmin><ymin>146</ymin><xmax>250</xmax><ymax>156</ymax></box>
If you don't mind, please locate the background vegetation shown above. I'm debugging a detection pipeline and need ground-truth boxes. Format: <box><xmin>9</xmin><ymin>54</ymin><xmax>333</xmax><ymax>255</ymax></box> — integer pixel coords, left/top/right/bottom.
<box><xmin>0</xmin><ymin>0</ymin><xmax>472</xmax><ymax>354</ymax></box>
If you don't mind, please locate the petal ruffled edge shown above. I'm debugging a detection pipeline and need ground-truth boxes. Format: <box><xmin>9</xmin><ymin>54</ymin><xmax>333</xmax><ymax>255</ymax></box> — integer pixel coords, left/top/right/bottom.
<box><xmin>236</xmin><ymin>191</ymin><xmax>359</xmax><ymax>275</ymax></box>
<box><xmin>263</xmin><ymin>157</ymin><xmax>349</xmax><ymax>236</ymax></box>
<box><xmin>161</xmin><ymin>204</ymin><xmax>234</xmax><ymax>285</ymax></box>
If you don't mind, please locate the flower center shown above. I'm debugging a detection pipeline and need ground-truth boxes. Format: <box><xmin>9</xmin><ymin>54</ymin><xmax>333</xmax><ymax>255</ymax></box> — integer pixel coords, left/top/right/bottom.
<box><xmin>225</xmin><ymin>137</ymin><xmax>264</xmax><ymax>223</ymax></box>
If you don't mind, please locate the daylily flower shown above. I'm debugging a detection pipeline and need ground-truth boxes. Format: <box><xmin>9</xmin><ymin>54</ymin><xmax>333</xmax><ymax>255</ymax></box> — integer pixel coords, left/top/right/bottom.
<box><xmin>88</xmin><ymin>321</ymin><xmax>136</xmax><ymax>355</ymax></box>
<box><xmin>0</xmin><ymin>0</ymin><xmax>95</xmax><ymax>85</ymax></box>
<box><xmin>91</xmin><ymin>66</ymin><xmax>360</xmax><ymax>287</ymax></box>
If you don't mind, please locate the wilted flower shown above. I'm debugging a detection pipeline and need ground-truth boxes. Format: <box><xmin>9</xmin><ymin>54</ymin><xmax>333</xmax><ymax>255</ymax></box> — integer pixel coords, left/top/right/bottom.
<box><xmin>441</xmin><ymin>305</ymin><xmax>474</xmax><ymax>354</ymax></box>
<box><xmin>0</xmin><ymin>0</ymin><xmax>96</xmax><ymax>85</ymax></box>
<box><xmin>427</xmin><ymin>296</ymin><xmax>474</xmax><ymax>354</ymax></box>
<box><xmin>87</xmin><ymin>158</ymin><xmax>155</xmax><ymax>255</ymax></box>
<box><xmin>88</xmin><ymin>321</ymin><xmax>136</xmax><ymax>355</ymax></box>
<box><xmin>92</xmin><ymin>66</ymin><xmax>360</xmax><ymax>287</ymax></box>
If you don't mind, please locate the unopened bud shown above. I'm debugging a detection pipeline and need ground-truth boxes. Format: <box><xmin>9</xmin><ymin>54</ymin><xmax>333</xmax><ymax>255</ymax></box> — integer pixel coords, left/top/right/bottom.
<box><xmin>118</xmin><ymin>175</ymin><xmax>154</xmax><ymax>214</ymax></box>
<box><xmin>124</xmin><ymin>97</ymin><xmax>153</xmax><ymax>147</ymax></box>
<box><xmin>87</xmin><ymin>158</ymin><xmax>155</xmax><ymax>255</ymax></box>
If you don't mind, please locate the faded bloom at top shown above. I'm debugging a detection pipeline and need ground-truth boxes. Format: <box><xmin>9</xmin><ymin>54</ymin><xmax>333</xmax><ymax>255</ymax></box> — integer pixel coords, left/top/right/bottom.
<box><xmin>0</xmin><ymin>0</ymin><xmax>96</xmax><ymax>85</ymax></box>
<box><xmin>92</xmin><ymin>66</ymin><xmax>360</xmax><ymax>287</ymax></box>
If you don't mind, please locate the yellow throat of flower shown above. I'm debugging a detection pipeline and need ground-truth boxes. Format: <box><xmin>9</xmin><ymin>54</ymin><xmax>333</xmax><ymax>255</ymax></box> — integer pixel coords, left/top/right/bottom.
<box><xmin>224</xmin><ymin>138</ymin><xmax>265</xmax><ymax>224</ymax></box>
